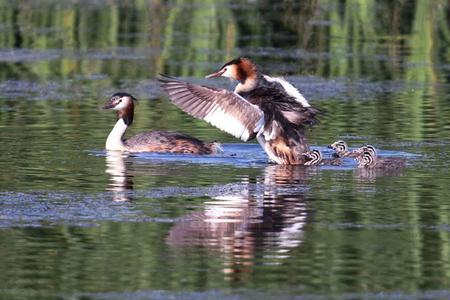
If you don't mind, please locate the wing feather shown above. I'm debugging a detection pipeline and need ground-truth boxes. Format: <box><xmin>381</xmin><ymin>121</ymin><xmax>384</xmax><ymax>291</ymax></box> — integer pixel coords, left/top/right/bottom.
<box><xmin>159</xmin><ymin>75</ymin><xmax>264</xmax><ymax>141</ymax></box>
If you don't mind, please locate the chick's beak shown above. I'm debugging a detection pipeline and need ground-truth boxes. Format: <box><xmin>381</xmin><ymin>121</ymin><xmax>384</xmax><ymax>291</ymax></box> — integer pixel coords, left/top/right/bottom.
<box><xmin>352</xmin><ymin>148</ymin><xmax>364</xmax><ymax>155</ymax></box>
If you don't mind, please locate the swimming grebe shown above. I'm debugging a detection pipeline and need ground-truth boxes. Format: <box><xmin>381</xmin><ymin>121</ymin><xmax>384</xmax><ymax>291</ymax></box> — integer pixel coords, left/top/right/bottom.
<box><xmin>303</xmin><ymin>149</ymin><xmax>342</xmax><ymax>166</ymax></box>
<box><xmin>328</xmin><ymin>140</ymin><xmax>361</xmax><ymax>158</ymax></box>
<box><xmin>303</xmin><ymin>149</ymin><xmax>323</xmax><ymax>166</ymax></box>
<box><xmin>355</xmin><ymin>150</ymin><xmax>406</xmax><ymax>169</ymax></box>
<box><xmin>103</xmin><ymin>92</ymin><xmax>221</xmax><ymax>154</ymax></box>
<box><xmin>353</xmin><ymin>144</ymin><xmax>377</xmax><ymax>157</ymax></box>
<box><xmin>159</xmin><ymin>57</ymin><xmax>320</xmax><ymax>165</ymax></box>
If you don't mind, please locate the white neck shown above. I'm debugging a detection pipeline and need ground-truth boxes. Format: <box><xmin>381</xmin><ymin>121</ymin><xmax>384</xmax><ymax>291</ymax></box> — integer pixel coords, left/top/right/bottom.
<box><xmin>106</xmin><ymin>118</ymin><xmax>127</xmax><ymax>151</ymax></box>
<box><xmin>234</xmin><ymin>77</ymin><xmax>258</xmax><ymax>94</ymax></box>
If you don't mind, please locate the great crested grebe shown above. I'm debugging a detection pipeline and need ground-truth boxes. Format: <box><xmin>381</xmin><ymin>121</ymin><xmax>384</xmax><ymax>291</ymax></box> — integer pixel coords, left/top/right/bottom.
<box><xmin>159</xmin><ymin>57</ymin><xmax>320</xmax><ymax>165</ymax></box>
<box><xmin>303</xmin><ymin>149</ymin><xmax>342</xmax><ymax>166</ymax></box>
<box><xmin>103</xmin><ymin>92</ymin><xmax>221</xmax><ymax>154</ymax></box>
<box><xmin>355</xmin><ymin>150</ymin><xmax>406</xmax><ymax>169</ymax></box>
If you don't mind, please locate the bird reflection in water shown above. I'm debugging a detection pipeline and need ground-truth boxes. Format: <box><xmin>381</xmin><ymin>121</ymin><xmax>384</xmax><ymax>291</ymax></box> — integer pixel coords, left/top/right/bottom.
<box><xmin>105</xmin><ymin>151</ymin><xmax>134</xmax><ymax>202</ymax></box>
<box><xmin>166</xmin><ymin>165</ymin><xmax>312</xmax><ymax>281</ymax></box>
<box><xmin>355</xmin><ymin>166</ymin><xmax>405</xmax><ymax>182</ymax></box>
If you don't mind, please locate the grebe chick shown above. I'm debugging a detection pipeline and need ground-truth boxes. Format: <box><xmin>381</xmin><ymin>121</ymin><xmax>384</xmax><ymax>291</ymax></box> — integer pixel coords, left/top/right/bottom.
<box><xmin>104</xmin><ymin>92</ymin><xmax>221</xmax><ymax>154</ymax></box>
<box><xmin>303</xmin><ymin>149</ymin><xmax>342</xmax><ymax>166</ymax></box>
<box><xmin>352</xmin><ymin>144</ymin><xmax>377</xmax><ymax>157</ymax></box>
<box><xmin>355</xmin><ymin>151</ymin><xmax>406</xmax><ymax>170</ymax></box>
<box><xmin>328</xmin><ymin>140</ymin><xmax>360</xmax><ymax>158</ymax></box>
<box><xmin>159</xmin><ymin>57</ymin><xmax>321</xmax><ymax>165</ymax></box>
<box><xmin>303</xmin><ymin>150</ymin><xmax>323</xmax><ymax>166</ymax></box>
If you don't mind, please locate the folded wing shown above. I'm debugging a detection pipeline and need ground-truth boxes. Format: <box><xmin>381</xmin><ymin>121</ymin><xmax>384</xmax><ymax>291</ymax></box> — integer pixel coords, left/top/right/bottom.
<box><xmin>159</xmin><ymin>75</ymin><xmax>264</xmax><ymax>141</ymax></box>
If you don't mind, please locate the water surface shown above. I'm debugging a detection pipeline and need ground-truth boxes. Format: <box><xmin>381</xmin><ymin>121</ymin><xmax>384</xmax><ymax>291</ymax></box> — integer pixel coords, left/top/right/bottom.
<box><xmin>0</xmin><ymin>1</ymin><xmax>450</xmax><ymax>299</ymax></box>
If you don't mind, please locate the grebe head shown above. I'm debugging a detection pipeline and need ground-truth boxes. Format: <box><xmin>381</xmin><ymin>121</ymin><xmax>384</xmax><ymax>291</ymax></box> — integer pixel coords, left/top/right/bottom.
<box><xmin>362</xmin><ymin>145</ymin><xmax>377</xmax><ymax>157</ymax></box>
<box><xmin>355</xmin><ymin>151</ymin><xmax>376</xmax><ymax>168</ymax></box>
<box><xmin>303</xmin><ymin>149</ymin><xmax>322</xmax><ymax>166</ymax></box>
<box><xmin>103</xmin><ymin>92</ymin><xmax>136</xmax><ymax>110</ymax></box>
<box><xmin>353</xmin><ymin>144</ymin><xmax>377</xmax><ymax>157</ymax></box>
<box><xmin>205</xmin><ymin>57</ymin><xmax>258</xmax><ymax>83</ymax></box>
<box><xmin>103</xmin><ymin>92</ymin><xmax>137</xmax><ymax>125</ymax></box>
<box><xmin>328</xmin><ymin>140</ymin><xmax>348</xmax><ymax>156</ymax></box>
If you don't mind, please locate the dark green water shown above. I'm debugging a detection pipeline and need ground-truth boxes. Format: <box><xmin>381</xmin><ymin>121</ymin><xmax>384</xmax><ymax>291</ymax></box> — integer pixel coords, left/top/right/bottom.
<box><xmin>1</xmin><ymin>1</ymin><xmax>450</xmax><ymax>299</ymax></box>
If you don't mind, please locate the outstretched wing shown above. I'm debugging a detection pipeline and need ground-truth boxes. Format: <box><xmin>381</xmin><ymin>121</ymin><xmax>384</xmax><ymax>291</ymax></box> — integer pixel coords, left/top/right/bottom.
<box><xmin>159</xmin><ymin>75</ymin><xmax>264</xmax><ymax>141</ymax></box>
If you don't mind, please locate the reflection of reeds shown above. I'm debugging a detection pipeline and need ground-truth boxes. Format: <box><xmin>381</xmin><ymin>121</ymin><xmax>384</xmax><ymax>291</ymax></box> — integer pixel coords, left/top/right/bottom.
<box><xmin>0</xmin><ymin>1</ymin><xmax>166</xmax><ymax>80</ymax></box>
<box><xmin>309</xmin><ymin>0</ymin><xmax>448</xmax><ymax>142</ymax></box>
<box><xmin>0</xmin><ymin>0</ymin><xmax>447</xmax><ymax>81</ymax></box>
<box><xmin>0</xmin><ymin>0</ymin><xmax>448</xmax><ymax>143</ymax></box>
<box><xmin>403</xmin><ymin>0</ymin><xmax>435</xmax><ymax>140</ymax></box>
<box><xmin>160</xmin><ymin>0</ymin><xmax>237</xmax><ymax>76</ymax></box>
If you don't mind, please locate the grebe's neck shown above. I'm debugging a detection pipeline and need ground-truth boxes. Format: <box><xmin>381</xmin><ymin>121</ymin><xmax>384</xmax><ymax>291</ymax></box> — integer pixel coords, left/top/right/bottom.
<box><xmin>105</xmin><ymin>99</ymin><xmax>134</xmax><ymax>151</ymax></box>
<box><xmin>106</xmin><ymin>118</ymin><xmax>128</xmax><ymax>151</ymax></box>
<box><xmin>232</xmin><ymin>58</ymin><xmax>260</xmax><ymax>94</ymax></box>
<box><xmin>234</xmin><ymin>74</ymin><xmax>259</xmax><ymax>94</ymax></box>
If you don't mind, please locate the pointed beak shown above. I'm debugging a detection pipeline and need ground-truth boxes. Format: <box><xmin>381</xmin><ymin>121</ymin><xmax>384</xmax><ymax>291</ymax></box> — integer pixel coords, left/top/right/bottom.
<box><xmin>205</xmin><ymin>69</ymin><xmax>225</xmax><ymax>79</ymax></box>
<box><xmin>103</xmin><ymin>100</ymin><xmax>115</xmax><ymax>109</ymax></box>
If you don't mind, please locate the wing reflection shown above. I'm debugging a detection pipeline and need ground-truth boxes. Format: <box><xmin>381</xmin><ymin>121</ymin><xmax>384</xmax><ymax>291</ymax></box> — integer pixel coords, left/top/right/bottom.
<box><xmin>105</xmin><ymin>151</ymin><xmax>134</xmax><ymax>202</ymax></box>
<box><xmin>166</xmin><ymin>165</ymin><xmax>312</xmax><ymax>279</ymax></box>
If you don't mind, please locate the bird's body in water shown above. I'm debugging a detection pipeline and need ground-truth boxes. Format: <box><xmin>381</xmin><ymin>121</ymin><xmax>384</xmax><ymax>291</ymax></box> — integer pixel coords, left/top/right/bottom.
<box><xmin>159</xmin><ymin>57</ymin><xmax>320</xmax><ymax>165</ymax></box>
<box><xmin>303</xmin><ymin>149</ymin><xmax>342</xmax><ymax>166</ymax></box>
<box><xmin>354</xmin><ymin>144</ymin><xmax>377</xmax><ymax>157</ymax></box>
<box><xmin>354</xmin><ymin>145</ymin><xmax>406</xmax><ymax>170</ymax></box>
<box><xmin>329</xmin><ymin>141</ymin><xmax>407</xmax><ymax>169</ymax></box>
<box><xmin>329</xmin><ymin>140</ymin><xmax>361</xmax><ymax>158</ymax></box>
<box><xmin>103</xmin><ymin>92</ymin><xmax>221</xmax><ymax>154</ymax></box>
